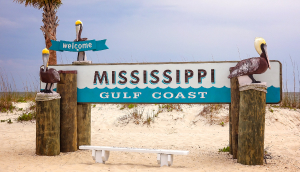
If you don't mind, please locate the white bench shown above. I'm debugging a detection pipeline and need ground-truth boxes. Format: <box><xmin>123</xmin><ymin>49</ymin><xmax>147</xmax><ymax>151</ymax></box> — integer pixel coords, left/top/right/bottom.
<box><xmin>79</xmin><ymin>145</ymin><xmax>189</xmax><ymax>167</ymax></box>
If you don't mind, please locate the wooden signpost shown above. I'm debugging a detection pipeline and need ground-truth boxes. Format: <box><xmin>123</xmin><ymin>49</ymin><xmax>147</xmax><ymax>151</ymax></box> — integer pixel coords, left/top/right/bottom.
<box><xmin>37</xmin><ymin>21</ymin><xmax>282</xmax><ymax>166</ymax></box>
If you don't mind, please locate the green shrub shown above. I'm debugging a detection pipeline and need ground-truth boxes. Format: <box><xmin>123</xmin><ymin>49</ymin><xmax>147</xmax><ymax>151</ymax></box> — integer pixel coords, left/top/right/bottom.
<box><xmin>18</xmin><ymin>112</ymin><xmax>36</xmax><ymax>121</ymax></box>
<box><xmin>219</xmin><ymin>146</ymin><xmax>230</xmax><ymax>152</ymax></box>
<box><xmin>219</xmin><ymin>122</ymin><xmax>225</xmax><ymax>127</ymax></box>
<box><xmin>7</xmin><ymin>118</ymin><xmax>12</xmax><ymax>124</ymax></box>
<box><xmin>17</xmin><ymin>97</ymin><xmax>26</xmax><ymax>103</ymax></box>
<box><xmin>128</xmin><ymin>104</ymin><xmax>136</xmax><ymax>109</ymax></box>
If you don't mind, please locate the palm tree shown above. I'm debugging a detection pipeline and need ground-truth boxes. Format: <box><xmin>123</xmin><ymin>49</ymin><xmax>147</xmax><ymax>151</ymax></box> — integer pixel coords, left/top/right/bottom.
<box><xmin>13</xmin><ymin>0</ymin><xmax>62</xmax><ymax>65</ymax></box>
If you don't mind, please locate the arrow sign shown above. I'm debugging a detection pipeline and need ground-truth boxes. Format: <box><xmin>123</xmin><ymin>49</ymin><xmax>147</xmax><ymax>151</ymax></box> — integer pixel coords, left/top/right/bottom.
<box><xmin>49</xmin><ymin>39</ymin><xmax>109</xmax><ymax>52</ymax></box>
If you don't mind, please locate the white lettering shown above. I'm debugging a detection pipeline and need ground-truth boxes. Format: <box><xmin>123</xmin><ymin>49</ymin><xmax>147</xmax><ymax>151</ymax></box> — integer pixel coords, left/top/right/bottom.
<box><xmin>68</xmin><ymin>44</ymin><xmax>71</xmax><ymax>49</ymax></box>
<box><xmin>123</xmin><ymin>92</ymin><xmax>131</xmax><ymax>99</ymax></box>
<box><xmin>152</xmin><ymin>92</ymin><xmax>161</xmax><ymax>99</ymax></box>
<box><xmin>163</xmin><ymin>92</ymin><xmax>173</xmax><ymax>99</ymax></box>
<box><xmin>75</xmin><ymin>44</ymin><xmax>78</xmax><ymax>51</ymax></box>
<box><xmin>89</xmin><ymin>43</ymin><xmax>92</xmax><ymax>48</ymax></box>
<box><xmin>72</xmin><ymin>42</ymin><xmax>74</xmax><ymax>49</ymax></box>
<box><xmin>111</xmin><ymin>92</ymin><xmax>120</xmax><ymax>99</ymax></box>
<box><xmin>82</xmin><ymin>43</ymin><xmax>87</xmax><ymax>49</ymax></box>
<box><xmin>198</xmin><ymin>92</ymin><xmax>207</xmax><ymax>98</ymax></box>
<box><xmin>133</xmin><ymin>92</ymin><xmax>142</xmax><ymax>98</ymax></box>
<box><xmin>100</xmin><ymin>92</ymin><xmax>109</xmax><ymax>98</ymax></box>
<box><xmin>63</xmin><ymin>43</ymin><xmax>68</xmax><ymax>48</ymax></box>
<box><xmin>175</xmin><ymin>92</ymin><xmax>185</xmax><ymax>99</ymax></box>
<box><xmin>188</xmin><ymin>92</ymin><xmax>196</xmax><ymax>98</ymax></box>
<box><xmin>78</xmin><ymin>44</ymin><xmax>82</xmax><ymax>49</ymax></box>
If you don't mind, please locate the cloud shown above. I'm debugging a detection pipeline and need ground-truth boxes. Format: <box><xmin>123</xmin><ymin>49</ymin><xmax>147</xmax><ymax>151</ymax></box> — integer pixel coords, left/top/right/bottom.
<box><xmin>0</xmin><ymin>17</ymin><xmax>19</xmax><ymax>28</ymax></box>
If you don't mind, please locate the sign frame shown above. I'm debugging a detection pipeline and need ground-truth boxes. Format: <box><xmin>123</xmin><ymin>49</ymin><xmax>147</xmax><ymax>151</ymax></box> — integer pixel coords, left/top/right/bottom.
<box><xmin>42</xmin><ymin>60</ymin><xmax>282</xmax><ymax>104</ymax></box>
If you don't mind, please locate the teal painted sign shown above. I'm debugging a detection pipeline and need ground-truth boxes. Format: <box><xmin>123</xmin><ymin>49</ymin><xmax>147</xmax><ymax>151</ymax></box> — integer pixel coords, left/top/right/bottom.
<box><xmin>43</xmin><ymin>61</ymin><xmax>282</xmax><ymax>104</ymax></box>
<box><xmin>49</xmin><ymin>39</ymin><xmax>109</xmax><ymax>52</ymax></box>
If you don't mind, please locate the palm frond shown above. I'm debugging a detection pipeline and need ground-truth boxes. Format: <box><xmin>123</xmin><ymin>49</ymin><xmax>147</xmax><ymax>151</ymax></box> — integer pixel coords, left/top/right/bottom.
<box><xmin>13</xmin><ymin>0</ymin><xmax>62</xmax><ymax>9</ymax></box>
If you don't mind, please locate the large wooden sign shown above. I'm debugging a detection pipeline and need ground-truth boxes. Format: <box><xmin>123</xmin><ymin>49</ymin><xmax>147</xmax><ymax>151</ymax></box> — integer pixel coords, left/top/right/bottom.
<box><xmin>43</xmin><ymin>61</ymin><xmax>281</xmax><ymax>104</ymax></box>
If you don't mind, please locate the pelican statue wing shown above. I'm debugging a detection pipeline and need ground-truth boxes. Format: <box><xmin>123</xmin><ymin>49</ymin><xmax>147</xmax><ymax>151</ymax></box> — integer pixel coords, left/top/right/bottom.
<box><xmin>228</xmin><ymin>57</ymin><xmax>260</xmax><ymax>78</ymax></box>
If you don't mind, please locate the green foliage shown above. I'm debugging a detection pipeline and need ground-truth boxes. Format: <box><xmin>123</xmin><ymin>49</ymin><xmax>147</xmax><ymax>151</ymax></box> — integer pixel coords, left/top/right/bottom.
<box><xmin>92</xmin><ymin>104</ymin><xmax>96</xmax><ymax>108</ymax></box>
<box><xmin>143</xmin><ymin>116</ymin><xmax>153</xmax><ymax>126</ymax></box>
<box><xmin>29</xmin><ymin>103</ymin><xmax>36</xmax><ymax>111</ymax></box>
<box><xmin>17</xmin><ymin>97</ymin><xmax>26</xmax><ymax>103</ymax></box>
<box><xmin>219</xmin><ymin>146</ymin><xmax>230</xmax><ymax>152</ymax></box>
<box><xmin>13</xmin><ymin>0</ymin><xmax>62</xmax><ymax>9</ymax></box>
<box><xmin>120</xmin><ymin>104</ymin><xmax>136</xmax><ymax>110</ymax></box>
<box><xmin>159</xmin><ymin>104</ymin><xmax>182</xmax><ymax>112</ymax></box>
<box><xmin>0</xmin><ymin>104</ymin><xmax>15</xmax><ymax>113</ymax></box>
<box><xmin>219</xmin><ymin>122</ymin><xmax>225</xmax><ymax>127</ymax></box>
<box><xmin>7</xmin><ymin>118</ymin><xmax>12</xmax><ymax>124</ymax></box>
<box><xmin>18</xmin><ymin>112</ymin><xmax>36</xmax><ymax>121</ymax></box>
<box><xmin>1</xmin><ymin>119</ymin><xmax>6</xmax><ymax>122</ymax></box>
<box><xmin>269</xmin><ymin>108</ymin><xmax>273</xmax><ymax>113</ymax></box>
<box><xmin>128</xmin><ymin>104</ymin><xmax>135</xmax><ymax>109</ymax></box>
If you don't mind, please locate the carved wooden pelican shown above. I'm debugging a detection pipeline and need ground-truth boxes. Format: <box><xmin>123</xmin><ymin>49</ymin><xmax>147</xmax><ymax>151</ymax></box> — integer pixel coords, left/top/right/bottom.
<box><xmin>228</xmin><ymin>37</ymin><xmax>271</xmax><ymax>83</ymax></box>
<box><xmin>75</xmin><ymin>20</ymin><xmax>88</xmax><ymax>61</ymax></box>
<box><xmin>40</xmin><ymin>48</ymin><xmax>60</xmax><ymax>93</ymax></box>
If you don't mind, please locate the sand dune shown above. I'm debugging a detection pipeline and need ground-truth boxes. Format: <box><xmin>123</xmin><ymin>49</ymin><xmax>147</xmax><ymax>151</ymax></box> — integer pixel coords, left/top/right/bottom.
<box><xmin>0</xmin><ymin>103</ymin><xmax>299</xmax><ymax>172</ymax></box>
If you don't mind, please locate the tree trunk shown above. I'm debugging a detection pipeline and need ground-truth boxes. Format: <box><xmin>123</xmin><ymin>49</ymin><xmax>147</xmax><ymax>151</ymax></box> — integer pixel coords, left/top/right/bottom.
<box><xmin>41</xmin><ymin>3</ymin><xmax>59</xmax><ymax>65</ymax></box>
<box><xmin>237</xmin><ymin>88</ymin><xmax>266</xmax><ymax>165</ymax></box>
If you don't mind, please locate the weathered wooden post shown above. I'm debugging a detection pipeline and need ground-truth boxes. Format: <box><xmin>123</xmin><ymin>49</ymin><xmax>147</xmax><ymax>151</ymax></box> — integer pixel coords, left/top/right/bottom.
<box><xmin>237</xmin><ymin>84</ymin><xmax>266</xmax><ymax>165</ymax></box>
<box><xmin>36</xmin><ymin>94</ymin><xmax>61</xmax><ymax>156</ymax></box>
<box><xmin>72</xmin><ymin>62</ymin><xmax>92</xmax><ymax>148</ymax></box>
<box><xmin>229</xmin><ymin>105</ymin><xmax>233</xmax><ymax>155</ymax></box>
<box><xmin>230</xmin><ymin>77</ymin><xmax>239</xmax><ymax>158</ymax></box>
<box><xmin>77</xmin><ymin>103</ymin><xmax>91</xmax><ymax>148</ymax></box>
<box><xmin>57</xmin><ymin>70</ymin><xmax>78</xmax><ymax>152</ymax></box>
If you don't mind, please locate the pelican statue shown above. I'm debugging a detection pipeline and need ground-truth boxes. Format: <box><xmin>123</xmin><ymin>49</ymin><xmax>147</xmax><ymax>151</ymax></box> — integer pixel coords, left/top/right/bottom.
<box><xmin>228</xmin><ymin>37</ymin><xmax>271</xmax><ymax>84</ymax></box>
<box><xmin>40</xmin><ymin>48</ymin><xmax>60</xmax><ymax>93</ymax></box>
<box><xmin>75</xmin><ymin>20</ymin><xmax>88</xmax><ymax>61</ymax></box>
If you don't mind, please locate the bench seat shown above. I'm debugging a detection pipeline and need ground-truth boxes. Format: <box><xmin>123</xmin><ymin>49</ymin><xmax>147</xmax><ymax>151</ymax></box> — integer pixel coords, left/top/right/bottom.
<box><xmin>79</xmin><ymin>145</ymin><xmax>189</xmax><ymax>167</ymax></box>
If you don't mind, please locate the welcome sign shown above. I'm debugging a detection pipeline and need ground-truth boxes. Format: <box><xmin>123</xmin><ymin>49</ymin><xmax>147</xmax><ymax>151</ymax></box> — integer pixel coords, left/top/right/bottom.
<box><xmin>44</xmin><ymin>61</ymin><xmax>281</xmax><ymax>104</ymax></box>
<box><xmin>49</xmin><ymin>39</ymin><xmax>109</xmax><ymax>52</ymax></box>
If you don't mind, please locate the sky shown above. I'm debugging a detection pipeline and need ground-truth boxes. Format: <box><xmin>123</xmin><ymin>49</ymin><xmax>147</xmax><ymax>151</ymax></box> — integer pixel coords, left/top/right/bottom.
<box><xmin>0</xmin><ymin>0</ymin><xmax>300</xmax><ymax>92</ymax></box>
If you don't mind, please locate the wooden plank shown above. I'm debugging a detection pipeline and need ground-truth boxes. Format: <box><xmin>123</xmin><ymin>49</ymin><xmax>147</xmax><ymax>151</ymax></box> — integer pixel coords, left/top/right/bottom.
<box><xmin>230</xmin><ymin>77</ymin><xmax>239</xmax><ymax>159</ymax></box>
<box><xmin>57</xmin><ymin>70</ymin><xmax>78</xmax><ymax>152</ymax></box>
<box><xmin>79</xmin><ymin>146</ymin><xmax>189</xmax><ymax>155</ymax></box>
<box><xmin>237</xmin><ymin>88</ymin><xmax>266</xmax><ymax>165</ymax></box>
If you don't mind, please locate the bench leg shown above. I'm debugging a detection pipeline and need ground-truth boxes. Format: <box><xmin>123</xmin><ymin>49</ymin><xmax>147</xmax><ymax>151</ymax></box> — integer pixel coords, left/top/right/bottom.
<box><xmin>158</xmin><ymin>154</ymin><xmax>173</xmax><ymax>167</ymax></box>
<box><xmin>95</xmin><ymin>150</ymin><xmax>110</xmax><ymax>164</ymax></box>
<box><xmin>92</xmin><ymin>150</ymin><xmax>95</xmax><ymax>160</ymax></box>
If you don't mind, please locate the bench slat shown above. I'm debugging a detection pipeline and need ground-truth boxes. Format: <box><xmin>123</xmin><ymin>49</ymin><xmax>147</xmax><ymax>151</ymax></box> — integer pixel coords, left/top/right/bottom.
<box><xmin>79</xmin><ymin>145</ymin><xmax>189</xmax><ymax>155</ymax></box>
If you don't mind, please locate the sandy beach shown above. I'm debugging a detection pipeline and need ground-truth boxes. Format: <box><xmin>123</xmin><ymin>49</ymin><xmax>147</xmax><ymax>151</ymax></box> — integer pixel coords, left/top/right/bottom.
<box><xmin>0</xmin><ymin>103</ymin><xmax>300</xmax><ymax>172</ymax></box>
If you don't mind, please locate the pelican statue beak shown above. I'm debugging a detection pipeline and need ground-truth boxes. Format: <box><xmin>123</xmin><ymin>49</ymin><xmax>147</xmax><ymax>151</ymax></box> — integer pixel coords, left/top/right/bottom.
<box><xmin>262</xmin><ymin>44</ymin><xmax>271</xmax><ymax>69</ymax></box>
<box><xmin>42</xmin><ymin>53</ymin><xmax>49</xmax><ymax>72</ymax></box>
<box><xmin>76</xmin><ymin>24</ymin><xmax>80</xmax><ymax>41</ymax></box>
<box><xmin>42</xmin><ymin>48</ymin><xmax>50</xmax><ymax>72</ymax></box>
